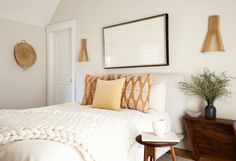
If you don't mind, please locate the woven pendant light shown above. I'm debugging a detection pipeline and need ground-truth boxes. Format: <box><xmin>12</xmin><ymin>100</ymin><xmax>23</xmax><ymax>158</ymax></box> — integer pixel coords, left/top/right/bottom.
<box><xmin>202</xmin><ymin>15</ymin><xmax>225</xmax><ymax>52</ymax></box>
<box><xmin>78</xmin><ymin>39</ymin><xmax>89</xmax><ymax>62</ymax></box>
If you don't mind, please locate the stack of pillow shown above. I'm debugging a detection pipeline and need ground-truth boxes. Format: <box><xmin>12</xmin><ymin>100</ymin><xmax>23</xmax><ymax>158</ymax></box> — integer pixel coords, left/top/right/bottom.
<box><xmin>81</xmin><ymin>73</ymin><xmax>166</xmax><ymax>113</ymax></box>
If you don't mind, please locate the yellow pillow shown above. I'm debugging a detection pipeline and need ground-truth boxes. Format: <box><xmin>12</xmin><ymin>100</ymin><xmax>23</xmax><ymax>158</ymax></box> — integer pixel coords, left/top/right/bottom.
<box><xmin>81</xmin><ymin>74</ymin><xmax>125</xmax><ymax>105</ymax></box>
<box><xmin>92</xmin><ymin>78</ymin><xmax>126</xmax><ymax>111</ymax></box>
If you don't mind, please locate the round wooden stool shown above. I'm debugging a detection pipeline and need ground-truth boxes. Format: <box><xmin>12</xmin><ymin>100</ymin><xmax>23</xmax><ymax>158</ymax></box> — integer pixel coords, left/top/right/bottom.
<box><xmin>136</xmin><ymin>135</ymin><xmax>178</xmax><ymax>161</ymax></box>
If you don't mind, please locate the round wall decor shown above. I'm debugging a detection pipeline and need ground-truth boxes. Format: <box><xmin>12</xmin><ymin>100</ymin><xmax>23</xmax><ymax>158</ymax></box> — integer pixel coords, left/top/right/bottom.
<box><xmin>14</xmin><ymin>40</ymin><xmax>37</xmax><ymax>70</ymax></box>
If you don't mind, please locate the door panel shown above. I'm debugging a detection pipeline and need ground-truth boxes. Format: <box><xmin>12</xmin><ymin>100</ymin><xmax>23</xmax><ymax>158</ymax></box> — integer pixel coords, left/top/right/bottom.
<box><xmin>53</xmin><ymin>29</ymin><xmax>73</xmax><ymax>104</ymax></box>
<box><xmin>54</xmin><ymin>30</ymin><xmax>71</xmax><ymax>76</ymax></box>
<box><xmin>54</xmin><ymin>84</ymin><xmax>73</xmax><ymax>104</ymax></box>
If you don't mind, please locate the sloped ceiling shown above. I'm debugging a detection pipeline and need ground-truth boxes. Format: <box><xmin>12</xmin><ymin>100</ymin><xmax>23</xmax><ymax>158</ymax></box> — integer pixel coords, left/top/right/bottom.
<box><xmin>0</xmin><ymin>0</ymin><xmax>60</xmax><ymax>27</ymax></box>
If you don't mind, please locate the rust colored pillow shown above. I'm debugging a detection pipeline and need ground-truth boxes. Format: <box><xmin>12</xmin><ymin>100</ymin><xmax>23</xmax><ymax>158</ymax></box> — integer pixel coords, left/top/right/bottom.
<box><xmin>121</xmin><ymin>74</ymin><xmax>152</xmax><ymax>112</ymax></box>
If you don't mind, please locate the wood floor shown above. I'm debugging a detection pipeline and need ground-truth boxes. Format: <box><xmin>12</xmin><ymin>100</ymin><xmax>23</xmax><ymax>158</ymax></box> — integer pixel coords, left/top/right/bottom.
<box><xmin>168</xmin><ymin>148</ymin><xmax>193</xmax><ymax>160</ymax></box>
<box><xmin>172</xmin><ymin>149</ymin><xmax>233</xmax><ymax>161</ymax></box>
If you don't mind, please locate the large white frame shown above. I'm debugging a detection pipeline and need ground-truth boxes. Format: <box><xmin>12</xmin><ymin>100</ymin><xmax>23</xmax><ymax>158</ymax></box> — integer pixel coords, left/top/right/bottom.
<box><xmin>103</xmin><ymin>14</ymin><xmax>169</xmax><ymax>69</ymax></box>
<box><xmin>46</xmin><ymin>20</ymin><xmax>77</xmax><ymax>105</ymax></box>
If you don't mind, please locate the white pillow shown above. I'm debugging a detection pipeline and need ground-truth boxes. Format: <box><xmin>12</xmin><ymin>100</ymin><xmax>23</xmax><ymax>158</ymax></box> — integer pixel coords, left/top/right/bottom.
<box><xmin>149</xmin><ymin>81</ymin><xmax>166</xmax><ymax>113</ymax></box>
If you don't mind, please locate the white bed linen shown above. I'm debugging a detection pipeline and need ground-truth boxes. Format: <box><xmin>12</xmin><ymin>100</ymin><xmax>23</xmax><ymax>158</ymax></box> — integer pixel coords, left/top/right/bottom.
<box><xmin>0</xmin><ymin>103</ymin><xmax>171</xmax><ymax>161</ymax></box>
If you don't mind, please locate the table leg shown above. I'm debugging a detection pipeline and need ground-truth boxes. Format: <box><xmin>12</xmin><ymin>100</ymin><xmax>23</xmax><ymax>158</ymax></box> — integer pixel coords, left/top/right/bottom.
<box><xmin>170</xmin><ymin>146</ymin><xmax>177</xmax><ymax>161</ymax></box>
<box><xmin>144</xmin><ymin>145</ymin><xmax>155</xmax><ymax>161</ymax></box>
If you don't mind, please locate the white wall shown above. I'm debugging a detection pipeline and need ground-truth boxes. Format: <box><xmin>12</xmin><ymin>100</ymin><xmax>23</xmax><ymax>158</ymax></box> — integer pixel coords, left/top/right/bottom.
<box><xmin>0</xmin><ymin>18</ymin><xmax>46</xmax><ymax>109</ymax></box>
<box><xmin>0</xmin><ymin>0</ymin><xmax>60</xmax><ymax>26</ymax></box>
<box><xmin>50</xmin><ymin>0</ymin><xmax>236</xmax><ymax>120</ymax></box>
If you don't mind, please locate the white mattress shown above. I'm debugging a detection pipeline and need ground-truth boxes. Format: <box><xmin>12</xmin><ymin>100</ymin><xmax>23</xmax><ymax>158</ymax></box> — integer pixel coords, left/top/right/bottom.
<box><xmin>0</xmin><ymin>103</ymin><xmax>171</xmax><ymax>161</ymax></box>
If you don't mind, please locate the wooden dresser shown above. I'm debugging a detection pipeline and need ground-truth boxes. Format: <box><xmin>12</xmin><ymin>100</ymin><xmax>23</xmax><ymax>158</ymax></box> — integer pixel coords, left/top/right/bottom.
<box><xmin>183</xmin><ymin>115</ymin><xmax>236</xmax><ymax>161</ymax></box>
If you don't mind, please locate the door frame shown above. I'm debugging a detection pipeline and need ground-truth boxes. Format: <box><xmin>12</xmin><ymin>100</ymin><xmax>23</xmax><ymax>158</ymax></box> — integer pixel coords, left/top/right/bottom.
<box><xmin>46</xmin><ymin>19</ymin><xmax>77</xmax><ymax>105</ymax></box>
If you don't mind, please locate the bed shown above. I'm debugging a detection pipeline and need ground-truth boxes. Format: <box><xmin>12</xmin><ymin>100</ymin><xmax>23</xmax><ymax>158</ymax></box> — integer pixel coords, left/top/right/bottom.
<box><xmin>0</xmin><ymin>73</ymin><xmax>185</xmax><ymax>161</ymax></box>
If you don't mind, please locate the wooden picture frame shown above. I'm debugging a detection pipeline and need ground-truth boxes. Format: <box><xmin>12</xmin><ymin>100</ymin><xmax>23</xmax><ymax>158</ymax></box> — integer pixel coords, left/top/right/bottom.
<box><xmin>103</xmin><ymin>14</ymin><xmax>169</xmax><ymax>69</ymax></box>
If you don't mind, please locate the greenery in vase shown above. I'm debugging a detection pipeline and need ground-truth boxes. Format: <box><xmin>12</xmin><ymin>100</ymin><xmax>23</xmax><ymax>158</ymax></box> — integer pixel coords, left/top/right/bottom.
<box><xmin>179</xmin><ymin>68</ymin><xmax>231</xmax><ymax>105</ymax></box>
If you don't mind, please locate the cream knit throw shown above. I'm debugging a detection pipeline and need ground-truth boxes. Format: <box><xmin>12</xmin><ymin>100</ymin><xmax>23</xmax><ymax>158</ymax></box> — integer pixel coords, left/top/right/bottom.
<box><xmin>0</xmin><ymin>109</ymin><xmax>137</xmax><ymax>161</ymax></box>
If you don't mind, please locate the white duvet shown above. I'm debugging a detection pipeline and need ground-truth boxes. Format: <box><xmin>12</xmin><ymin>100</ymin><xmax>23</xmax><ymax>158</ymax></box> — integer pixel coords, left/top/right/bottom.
<box><xmin>0</xmin><ymin>103</ymin><xmax>171</xmax><ymax>161</ymax></box>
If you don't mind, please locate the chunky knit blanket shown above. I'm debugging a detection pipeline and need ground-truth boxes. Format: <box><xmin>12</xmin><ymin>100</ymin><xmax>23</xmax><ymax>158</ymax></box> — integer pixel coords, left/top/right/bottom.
<box><xmin>0</xmin><ymin>108</ymin><xmax>137</xmax><ymax>161</ymax></box>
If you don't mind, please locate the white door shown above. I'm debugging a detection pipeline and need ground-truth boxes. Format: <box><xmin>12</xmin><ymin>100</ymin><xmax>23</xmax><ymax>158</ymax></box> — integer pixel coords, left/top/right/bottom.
<box><xmin>46</xmin><ymin>20</ymin><xmax>76</xmax><ymax>105</ymax></box>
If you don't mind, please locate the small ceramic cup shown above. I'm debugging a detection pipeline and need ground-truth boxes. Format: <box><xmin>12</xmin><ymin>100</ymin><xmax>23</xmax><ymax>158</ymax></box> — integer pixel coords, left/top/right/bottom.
<box><xmin>152</xmin><ymin>119</ymin><xmax>167</xmax><ymax>136</ymax></box>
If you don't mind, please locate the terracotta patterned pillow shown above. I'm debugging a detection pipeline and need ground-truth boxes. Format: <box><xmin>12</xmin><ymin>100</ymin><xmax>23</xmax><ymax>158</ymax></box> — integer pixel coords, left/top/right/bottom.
<box><xmin>81</xmin><ymin>74</ymin><xmax>123</xmax><ymax>105</ymax></box>
<box><xmin>121</xmin><ymin>74</ymin><xmax>152</xmax><ymax>112</ymax></box>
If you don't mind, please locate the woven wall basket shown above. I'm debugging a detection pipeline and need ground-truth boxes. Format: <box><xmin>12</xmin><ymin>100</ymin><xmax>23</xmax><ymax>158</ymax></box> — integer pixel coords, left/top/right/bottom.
<box><xmin>14</xmin><ymin>40</ymin><xmax>37</xmax><ymax>70</ymax></box>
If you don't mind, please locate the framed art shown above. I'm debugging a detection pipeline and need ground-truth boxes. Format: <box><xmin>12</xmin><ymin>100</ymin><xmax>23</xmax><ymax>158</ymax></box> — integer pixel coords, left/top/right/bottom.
<box><xmin>103</xmin><ymin>13</ymin><xmax>169</xmax><ymax>69</ymax></box>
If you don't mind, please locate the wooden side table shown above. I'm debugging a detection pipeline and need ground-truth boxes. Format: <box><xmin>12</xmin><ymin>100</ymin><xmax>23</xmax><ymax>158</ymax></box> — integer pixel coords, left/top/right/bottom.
<box><xmin>183</xmin><ymin>114</ymin><xmax>236</xmax><ymax>161</ymax></box>
<box><xmin>136</xmin><ymin>135</ymin><xmax>178</xmax><ymax>161</ymax></box>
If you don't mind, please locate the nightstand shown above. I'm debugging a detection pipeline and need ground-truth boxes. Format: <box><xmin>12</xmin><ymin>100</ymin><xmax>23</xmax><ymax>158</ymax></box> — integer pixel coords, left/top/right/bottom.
<box><xmin>183</xmin><ymin>114</ymin><xmax>236</xmax><ymax>161</ymax></box>
<box><xmin>135</xmin><ymin>135</ymin><xmax>178</xmax><ymax>161</ymax></box>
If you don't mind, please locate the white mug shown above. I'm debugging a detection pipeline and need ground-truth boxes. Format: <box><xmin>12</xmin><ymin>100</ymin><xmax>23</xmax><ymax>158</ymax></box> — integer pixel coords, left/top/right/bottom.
<box><xmin>152</xmin><ymin>119</ymin><xmax>167</xmax><ymax>136</ymax></box>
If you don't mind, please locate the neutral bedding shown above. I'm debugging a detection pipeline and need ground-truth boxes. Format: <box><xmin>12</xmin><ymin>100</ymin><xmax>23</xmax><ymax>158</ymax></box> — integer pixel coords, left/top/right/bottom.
<box><xmin>0</xmin><ymin>103</ymin><xmax>171</xmax><ymax>161</ymax></box>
